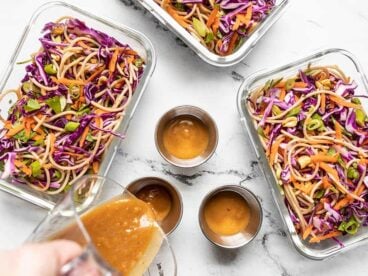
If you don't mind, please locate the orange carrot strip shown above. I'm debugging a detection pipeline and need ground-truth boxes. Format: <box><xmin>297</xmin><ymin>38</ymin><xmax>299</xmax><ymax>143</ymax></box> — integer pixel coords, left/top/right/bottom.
<box><xmin>335</xmin><ymin>120</ymin><xmax>342</xmax><ymax>140</ymax></box>
<box><xmin>226</xmin><ymin>32</ymin><xmax>239</xmax><ymax>55</ymax></box>
<box><xmin>32</xmin><ymin>134</ymin><xmax>45</xmax><ymax>141</ymax></box>
<box><xmin>206</xmin><ymin>7</ymin><xmax>219</xmax><ymax>27</ymax></box>
<box><xmin>49</xmin><ymin>133</ymin><xmax>56</xmax><ymax>154</ymax></box>
<box><xmin>303</xmin><ymin>224</ymin><xmax>313</xmax><ymax>240</ymax></box>
<box><xmin>275</xmin><ymin>81</ymin><xmax>307</xmax><ymax>89</ymax></box>
<box><xmin>311</xmin><ymin>154</ymin><xmax>338</xmax><ymax>163</ymax></box>
<box><xmin>79</xmin><ymin>126</ymin><xmax>90</xmax><ymax>147</ymax></box>
<box><xmin>270</xmin><ymin>137</ymin><xmax>284</xmax><ymax>165</ymax></box>
<box><xmin>320</xmin><ymin>93</ymin><xmax>326</xmax><ymax>114</ymax></box>
<box><xmin>242</xmin><ymin>4</ymin><xmax>253</xmax><ymax>25</ymax></box>
<box><xmin>309</xmin><ymin>231</ymin><xmax>341</xmax><ymax>243</ymax></box>
<box><xmin>334</xmin><ymin>197</ymin><xmax>351</xmax><ymax>210</ymax></box>
<box><xmin>92</xmin><ymin>161</ymin><xmax>100</xmax><ymax>174</ymax></box>
<box><xmin>279</xmin><ymin>89</ymin><xmax>286</xmax><ymax>101</ymax></box>
<box><xmin>4</xmin><ymin>121</ymin><xmax>12</xmax><ymax>130</ymax></box>
<box><xmin>5</xmin><ymin>124</ymin><xmax>24</xmax><ymax>138</ymax></box>
<box><xmin>23</xmin><ymin>118</ymin><xmax>34</xmax><ymax>137</ymax></box>
<box><xmin>51</xmin><ymin>77</ymin><xmax>85</xmax><ymax>86</ymax></box>
<box><xmin>355</xmin><ymin>184</ymin><xmax>366</xmax><ymax>196</ymax></box>
<box><xmin>330</xmin><ymin>96</ymin><xmax>362</xmax><ymax>109</ymax></box>
<box><xmin>322</xmin><ymin>176</ymin><xmax>331</xmax><ymax>189</ymax></box>
<box><xmin>212</xmin><ymin>18</ymin><xmax>220</xmax><ymax>33</ymax></box>
<box><xmin>14</xmin><ymin>160</ymin><xmax>32</xmax><ymax>176</ymax></box>
<box><xmin>109</xmin><ymin>48</ymin><xmax>121</xmax><ymax>74</ymax></box>
<box><xmin>123</xmin><ymin>49</ymin><xmax>138</xmax><ymax>56</ymax></box>
<box><xmin>166</xmin><ymin>6</ymin><xmax>189</xmax><ymax>29</ymax></box>
<box><xmin>319</xmin><ymin>162</ymin><xmax>339</xmax><ymax>182</ymax></box>
<box><xmin>294</xmin><ymin>82</ymin><xmax>308</xmax><ymax>88</ymax></box>
<box><xmin>86</xmin><ymin>65</ymin><xmax>105</xmax><ymax>82</ymax></box>
<box><xmin>232</xmin><ymin>15</ymin><xmax>242</xmax><ymax>31</ymax></box>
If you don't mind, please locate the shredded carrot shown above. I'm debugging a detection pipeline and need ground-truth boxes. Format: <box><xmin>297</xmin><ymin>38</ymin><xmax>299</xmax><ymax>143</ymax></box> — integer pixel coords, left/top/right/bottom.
<box><xmin>92</xmin><ymin>161</ymin><xmax>100</xmax><ymax>173</ymax></box>
<box><xmin>226</xmin><ymin>32</ymin><xmax>239</xmax><ymax>55</ymax></box>
<box><xmin>320</xmin><ymin>93</ymin><xmax>326</xmax><ymax>114</ymax></box>
<box><xmin>14</xmin><ymin>160</ymin><xmax>32</xmax><ymax>176</ymax></box>
<box><xmin>264</xmin><ymin>124</ymin><xmax>271</xmax><ymax>136</ymax></box>
<box><xmin>294</xmin><ymin>82</ymin><xmax>308</xmax><ymax>88</ymax></box>
<box><xmin>32</xmin><ymin>134</ymin><xmax>45</xmax><ymax>141</ymax></box>
<box><xmin>51</xmin><ymin>77</ymin><xmax>85</xmax><ymax>86</ymax></box>
<box><xmin>49</xmin><ymin>133</ymin><xmax>56</xmax><ymax>154</ymax></box>
<box><xmin>319</xmin><ymin>162</ymin><xmax>339</xmax><ymax>181</ymax></box>
<box><xmin>79</xmin><ymin>126</ymin><xmax>90</xmax><ymax>147</ymax></box>
<box><xmin>311</xmin><ymin>153</ymin><xmax>338</xmax><ymax>163</ymax></box>
<box><xmin>115</xmin><ymin>78</ymin><xmax>126</xmax><ymax>89</ymax></box>
<box><xmin>86</xmin><ymin>65</ymin><xmax>106</xmax><ymax>82</ymax></box>
<box><xmin>242</xmin><ymin>4</ymin><xmax>253</xmax><ymax>25</ymax></box>
<box><xmin>4</xmin><ymin>121</ymin><xmax>12</xmax><ymax>130</ymax></box>
<box><xmin>355</xmin><ymin>184</ymin><xmax>366</xmax><ymax>196</ymax></box>
<box><xmin>206</xmin><ymin>7</ymin><xmax>219</xmax><ymax>27</ymax></box>
<box><xmin>23</xmin><ymin>117</ymin><xmax>34</xmax><ymax>137</ymax></box>
<box><xmin>309</xmin><ymin>231</ymin><xmax>341</xmax><ymax>243</ymax></box>
<box><xmin>335</xmin><ymin>120</ymin><xmax>342</xmax><ymax>140</ymax></box>
<box><xmin>166</xmin><ymin>6</ymin><xmax>190</xmax><ymax>29</ymax></box>
<box><xmin>232</xmin><ymin>15</ymin><xmax>242</xmax><ymax>31</ymax></box>
<box><xmin>302</xmin><ymin>224</ymin><xmax>313</xmax><ymax>240</ymax></box>
<box><xmin>294</xmin><ymin>181</ymin><xmax>313</xmax><ymax>194</ymax></box>
<box><xmin>322</xmin><ymin>176</ymin><xmax>331</xmax><ymax>189</ymax></box>
<box><xmin>212</xmin><ymin>18</ymin><xmax>220</xmax><ymax>33</ymax></box>
<box><xmin>270</xmin><ymin>137</ymin><xmax>284</xmax><ymax>165</ymax></box>
<box><xmin>5</xmin><ymin>124</ymin><xmax>24</xmax><ymax>138</ymax></box>
<box><xmin>330</xmin><ymin>96</ymin><xmax>362</xmax><ymax>109</ymax></box>
<box><xmin>334</xmin><ymin>197</ymin><xmax>351</xmax><ymax>210</ymax></box>
<box><xmin>275</xmin><ymin>81</ymin><xmax>307</xmax><ymax>89</ymax></box>
<box><xmin>123</xmin><ymin>49</ymin><xmax>138</xmax><ymax>56</ymax></box>
<box><xmin>109</xmin><ymin>48</ymin><xmax>121</xmax><ymax>74</ymax></box>
<box><xmin>279</xmin><ymin>89</ymin><xmax>286</xmax><ymax>101</ymax></box>
<box><xmin>95</xmin><ymin>109</ymin><xmax>107</xmax><ymax>115</ymax></box>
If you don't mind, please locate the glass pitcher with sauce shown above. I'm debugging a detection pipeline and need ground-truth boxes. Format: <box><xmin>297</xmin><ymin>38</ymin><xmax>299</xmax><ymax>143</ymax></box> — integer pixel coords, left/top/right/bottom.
<box><xmin>27</xmin><ymin>175</ymin><xmax>177</xmax><ymax>276</ymax></box>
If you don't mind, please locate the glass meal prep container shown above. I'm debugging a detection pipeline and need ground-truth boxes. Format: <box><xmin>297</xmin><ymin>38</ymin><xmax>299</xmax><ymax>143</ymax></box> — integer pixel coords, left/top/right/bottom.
<box><xmin>137</xmin><ymin>0</ymin><xmax>289</xmax><ymax>67</ymax></box>
<box><xmin>237</xmin><ymin>48</ymin><xmax>368</xmax><ymax>260</ymax></box>
<box><xmin>0</xmin><ymin>1</ymin><xmax>156</xmax><ymax>210</ymax></box>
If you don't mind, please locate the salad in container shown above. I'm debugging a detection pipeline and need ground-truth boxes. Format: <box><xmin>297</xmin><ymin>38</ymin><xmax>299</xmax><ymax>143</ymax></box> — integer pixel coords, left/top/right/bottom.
<box><xmin>0</xmin><ymin>1</ymin><xmax>156</xmax><ymax>209</ymax></box>
<box><xmin>137</xmin><ymin>0</ymin><xmax>289</xmax><ymax>67</ymax></box>
<box><xmin>238</xmin><ymin>48</ymin><xmax>368</xmax><ymax>259</ymax></box>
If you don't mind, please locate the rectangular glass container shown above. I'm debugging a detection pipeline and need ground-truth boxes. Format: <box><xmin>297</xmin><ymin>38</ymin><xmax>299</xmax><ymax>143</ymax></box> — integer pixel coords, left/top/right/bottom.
<box><xmin>0</xmin><ymin>1</ymin><xmax>156</xmax><ymax>210</ymax></box>
<box><xmin>137</xmin><ymin>0</ymin><xmax>289</xmax><ymax>67</ymax></box>
<box><xmin>237</xmin><ymin>48</ymin><xmax>368</xmax><ymax>259</ymax></box>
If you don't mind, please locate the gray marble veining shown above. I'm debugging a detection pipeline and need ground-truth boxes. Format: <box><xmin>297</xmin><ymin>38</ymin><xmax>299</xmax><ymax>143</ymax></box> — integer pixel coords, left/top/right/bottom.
<box><xmin>0</xmin><ymin>0</ymin><xmax>368</xmax><ymax>275</ymax></box>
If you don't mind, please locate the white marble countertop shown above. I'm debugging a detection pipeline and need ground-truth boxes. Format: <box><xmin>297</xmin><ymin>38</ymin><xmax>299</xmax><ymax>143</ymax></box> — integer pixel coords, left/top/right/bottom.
<box><xmin>1</xmin><ymin>0</ymin><xmax>368</xmax><ymax>275</ymax></box>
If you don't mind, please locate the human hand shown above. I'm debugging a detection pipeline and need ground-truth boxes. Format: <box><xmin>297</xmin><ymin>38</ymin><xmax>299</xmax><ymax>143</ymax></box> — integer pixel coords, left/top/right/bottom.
<box><xmin>0</xmin><ymin>240</ymin><xmax>82</xmax><ymax>276</ymax></box>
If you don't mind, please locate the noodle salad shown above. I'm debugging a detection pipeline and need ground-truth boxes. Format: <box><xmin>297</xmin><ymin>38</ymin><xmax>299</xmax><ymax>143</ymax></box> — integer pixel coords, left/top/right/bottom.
<box><xmin>0</xmin><ymin>17</ymin><xmax>145</xmax><ymax>194</ymax></box>
<box><xmin>247</xmin><ymin>65</ymin><xmax>368</xmax><ymax>244</ymax></box>
<box><xmin>156</xmin><ymin>0</ymin><xmax>275</xmax><ymax>55</ymax></box>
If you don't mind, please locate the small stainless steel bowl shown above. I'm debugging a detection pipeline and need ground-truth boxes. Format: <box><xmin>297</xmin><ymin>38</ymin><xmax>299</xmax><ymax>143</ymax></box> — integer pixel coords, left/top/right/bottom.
<box><xmin>198</xmin><ymin>185</ymin><xmax>263</xmax><ymax>249</ymax></box>
<box><xmin>155</xmin><ymin>105</ymin><xmax>218</xmax><ymax>168</ymax></box>
<box><xmin>126</xmin><ymin>177</ymin><xmax>183</xmax><ymax>235</ymax></box>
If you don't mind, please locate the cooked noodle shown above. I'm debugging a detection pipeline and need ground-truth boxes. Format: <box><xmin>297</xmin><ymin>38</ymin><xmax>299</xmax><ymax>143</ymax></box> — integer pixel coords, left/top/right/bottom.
<box><xmin>0</xmin><ymin>17</ymin><xmax>145</xmax><ymax>194</ymax></box>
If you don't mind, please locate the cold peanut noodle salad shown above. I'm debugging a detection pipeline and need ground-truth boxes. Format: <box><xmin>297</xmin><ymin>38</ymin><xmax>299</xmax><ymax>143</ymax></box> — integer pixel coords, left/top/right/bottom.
<box><xmin>156</xmin><ymin>0</ymin><xmax>275</xmax><ymax>55</ymax></box>
<box><xmin>247</xmin><ymin>65</ymin><xmax>368</xmax><ymax>244</ymax></box>
<box><xmin>0</xmin><ymin>17</ymin><xmax>145</xmax><ymax>194</ymax></box>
